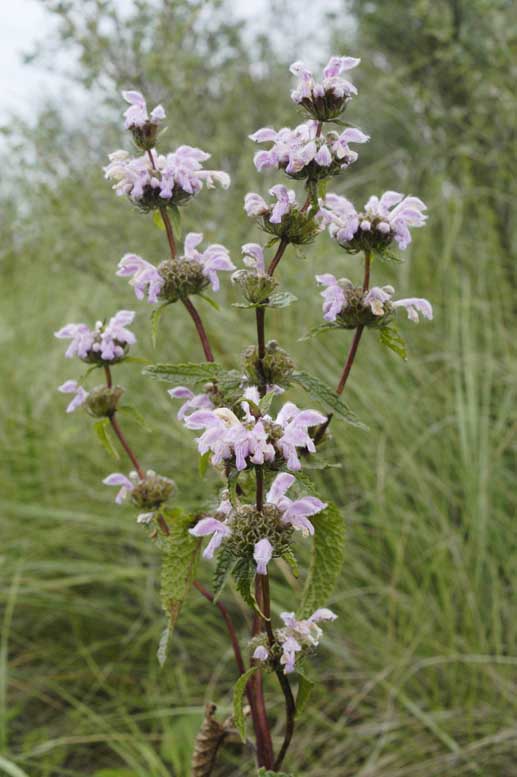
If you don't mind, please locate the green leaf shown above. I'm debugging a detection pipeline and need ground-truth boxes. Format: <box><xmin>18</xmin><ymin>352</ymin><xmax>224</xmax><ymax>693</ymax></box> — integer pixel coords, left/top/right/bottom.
<box><xmin>259</xmin><ymin>390</ymin><xmax>276</xmax><ymax>414</ymax></box>
<box><xmin>151</xmin><ymin>301</ymin><xmax>173</xmax><ymax>347</ymax></box>
<box><xmin>93</xmin><ymin>771</ymin><xmax>138</xmax><ymax>777</ymax></box>
<box><xmin>213</xmin><ymin>545</ymin><xmax>237</xmax><ymax>602</ymax></box>
<box><xmin>123</xmin><ymin>355</ymin><xmax>152</xmax><ymax>365</ymax></box>
<box><xmin>93</xmin><ymin>419</ymin><xmax>120</xmax><ymax>461</ymax></box>
<box><xmin>267</xmin><ymin>291</ymin><xmax>298</xmax><ymax>309</ymax></box>
<box><xmin>291</xmin><ymin>370</ymin><xmax>366</xmax><ymax>430</ymax></box>
<box><xmin>197</xmin><ymin>293</ymin><xmax>221</xmax><ymax>311</ymax></box>
<box><xmin>257</xmin><ymin>769</ymin><xmax>294</xmax><ymax>776</ymax></box>
<box><xmin>379</xmin><ymin>325</ymin><xmax>408</xmax><ymax>360</ymax></box>
<box><xmin>117</xmin><ymin>405</ymin><xmax>152</xmax><ymax>432</ymax></box>
<box><xmin>233</xmin><ymin>666</ymin><xmax>258</xmax><ymax>742</ymax></box>
<box><xmin>77</xmin><ymin>363</ymin><xmax>101</xmax><ymax>383</ymax></box>
<box><xmin>169</xmin><ymin>204</ymin><xmax>182</xmax><ymax>239</ymax></box>
<box><xmin>232</xmin><ymin>558</ymin><xmax>266</xmax><ymax>617</ymax></box>
<box><xmin>159</xmin><ymin>508</ymin><xmax>201</xmax><ymax>660</ymax></box>
<box><xmin>296</xmin><ymin>473</ymin><xmax>345</xmax><ymax>618</ymax></box>
<box><xmin>295</xmin><ymin>672</ymin><xmax>315</xmax><ymax>718</ymax></box>
<box><xmin>281</xmin><ymin>548</ymin><xmax>299</xmax><ymax>578</ymax></box>
<box><xmin>264</xmin><ymin>236</ymin><xmax>280</xmax><ymax>249</ymax></box>
<box><xmin>143</xmin><ymin>361</ymin><xmax>224</xmax><ymax>385</ymax></box>
<box><xmin>152</xmin><ymin>210</ymin><xmax>166</xmax><ymax>231</ymax></box>
<box><xmin>298</xmin><ymin>322</ymin><xmax>340</xmax><ymax>341</ymax></box>
<box><xmin>0</xmin><ymin>756</ymin><xmax>32</xmax><ymax>777</ymax></box>
<box><xmin>198</xmin><ymin>451</ymin><xmax>211</xmax><ymax>478</ymax></box>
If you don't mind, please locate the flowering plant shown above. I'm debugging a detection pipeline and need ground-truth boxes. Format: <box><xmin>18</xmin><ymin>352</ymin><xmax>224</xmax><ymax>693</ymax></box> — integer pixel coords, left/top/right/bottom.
<box><xmin>56</xmin><ymin>54</ymin><xmax>432</xmax><ymax>775</ymax></box>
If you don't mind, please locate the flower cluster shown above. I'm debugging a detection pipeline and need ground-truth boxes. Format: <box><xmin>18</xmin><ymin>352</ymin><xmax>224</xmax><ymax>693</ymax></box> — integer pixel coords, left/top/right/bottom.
<box><xmin>183</xmin><ymin>389</ymin><xmax>326</xmax><ymax>472</ymax></box>
<box><xmin>316</xmin><ymin>274</ymin><xmax>433</xmax><ymax>327</ymax></box>
<box><xmin>117</xmin><ymin>233</ymin><xmax>234</xmax><ymax>304</ymax></box>
<box><xmin>103</xmin><ymin>469</ymin><xmax>175</xmax><ymax>523</ymax></box>
<box><xmin>290</xmin><ymin>56</ymin><xmax>360</xmax><ymax>120</ymax></box>
<box><xmin>253</xmin><ymin>608</ymin><xmax>337</xmax><ymax>674</ymax></box>
<box><xmin>104</xmin><ymin>147</ymin><xmax>230</xmax><ymax>211</ymax></box>
<box><xmin>122</xmin><ymin>90</ymin><xmax>166</xmax><ymax>130</ymax></box>
<box><xmin>54</xmin><ymin>310</ymin><xmax>136</xmax><ymax>364</ymax></box>
<box><xmin>189</xmin><ymin>472</ymin><xmax>326</xmax><ymax>574</ymax></box>
<box><xmin>244</xmin><ymin>185</ymin><xmax>321</xmax><ymax>245</ymax></box>
<box><xmin>58</xmin><ymin>381</ymin><xmax>124</xmax><ymax>417</ymax></box>
<box><xmin>250</xmin><ymin>121</ymin><xmax>369</xmax><ymax>180</ymax></box>
<box><xmin>317</xmin><ymin>191</ymin><xmax>428</xmax><ymax>253</ymax></box>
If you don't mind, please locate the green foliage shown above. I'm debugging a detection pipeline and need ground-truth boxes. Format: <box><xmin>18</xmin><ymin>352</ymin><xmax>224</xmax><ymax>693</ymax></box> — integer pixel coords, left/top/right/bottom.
<box><xmin>159</xmin><ymin>509</ymin><xmax>201</xmax><ymax>661</ymax></box>
<box><xmin>212</xmin><ymin>545</ymin><xmax>237</xmax><ymax>602</ymax></box>
<box><xmin>150</xmin><ymin>302</ymin><xmax>173</xmax><ymax>348</ymax></box>
<box><xmin>379</xmin><ymin>325</ymin><xmax>408</xmax><ymax>360</ymax></box>
<box><xmin>93</xmin><ymin>418</ymin><xmax>120</xmax><ymax>461</ymax></box>
<box><xmin>143</xmin><ymin>361</ymin><xmax>224</xmax><ymax>385</ymax></box>
<box><xmin>233</xmin><ymin>666</ymin><xmax>258</xmax><ymax>742</ymax></box>
<box><xmin>296</xmin><ymin>473</ymin><xmax>346</xmax><ymax>618</ymax></box>
<box><xmin>295</xmin><ymin>672</ymin><xmax>315</xmax><ymax>718</ymax></box>
<box><xmin>257</xmin><ymin>769</ymin><xmax>294</xmax><ymax>776</ymax></box>
<box><xmin>117</xmin><ymin>405</ymin><xmax>152</xmax><ymax>432</ymax></box>
<box><xmin>234</xmin><ymin>290</ymin><xmax>298</xmax><ymax>310</ymax></box>
<box><xmin>291</xmin><ymin>370</ymin><xmax>366</xmax><ymax>429</ymax></box>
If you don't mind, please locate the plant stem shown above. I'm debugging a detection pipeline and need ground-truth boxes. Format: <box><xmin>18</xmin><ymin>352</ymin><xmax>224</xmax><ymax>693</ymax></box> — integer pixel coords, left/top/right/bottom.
<box><xmin>251</xmin><ymin>574</ymin><xmax>275</xmax><ymax>769</ymax></box>
<box><xmin>104</xmin><ymin>366</ymin><xmax>145</xmax><ymax>478</ymax></box>
<box><xmin>147</xmin><ymin>150</ymin><xmax>177</xmax><ymax>258</ymax></box>
<box><xmin>182</xmin><ymin>296</ymin><xmax>215</xmax><ymax>362</ymax></box>
<box><xmin>256</xmin><ymin>466</ymin><xmax>264</xmax><ymax>512</ymax></box>
<box><xmin>335</xmin><ymin>251</ymin><xmax>372</xmax><ymax>395</ymax></box>
<box><xmin>267</xmin><ymin>238</ymin><xmax>289</xmax><ymax>276</ymax></box>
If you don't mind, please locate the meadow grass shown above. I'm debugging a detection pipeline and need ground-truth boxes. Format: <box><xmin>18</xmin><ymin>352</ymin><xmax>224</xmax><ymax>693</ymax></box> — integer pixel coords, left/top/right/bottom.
<box><xmin>1</xmin><ymin>146</ymin><xmax>516</xmax><ymax>777</ymax></box>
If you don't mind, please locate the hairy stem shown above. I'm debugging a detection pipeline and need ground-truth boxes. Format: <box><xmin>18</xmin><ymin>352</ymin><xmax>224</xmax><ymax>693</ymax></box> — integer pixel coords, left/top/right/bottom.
<box><xmin>267</xmin><ymin>238</ymin><xmax>289</xmax><ymax>276</ymax></box>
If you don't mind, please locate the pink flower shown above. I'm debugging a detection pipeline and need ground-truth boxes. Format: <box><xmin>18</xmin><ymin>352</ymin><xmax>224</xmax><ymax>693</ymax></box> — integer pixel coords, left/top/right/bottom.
<box><xmin>266</xmin><ymin>472</ymin><xmax>326</xmax><ymax>536</ymax></box>
<box><xmin>168</xmin><ymin>386</ymin><xmax>214</xmax><ymax>420</ymax></box>
<box><xmin>244</xmin><ymin>192</ymin><xmax>269</xmax><ymax>218</ymax></box>
<box><xmin>121</xmin><ymin>90</ymin><xmax>166</xmax><ymax>129</ymax></box>
<box><xmin>182</xmin><ymin>233</ymin><xmax>235</xmax><ymax>292</ymax></box>
<box><xmin>290</xmin><ymin>56</ymin><xmax>360</xmax><ymax>105</ymax></box>
<box><xmin>117</xmin><ymin>254</ymin><xmax>164</xmax><ymax>303</ymax></box>
<box><xmin>189</xmin><ymin>498</ymin><xmax>232</xmax><ymax>559</ymax></box>
<box><xmin>277</xmin><ymin>608</ymin><xmax>337</xmax><ymax>673</ymax></box>
<box><xmin>253</xmin><ymin>645</ymin><xmax>269</xmax><ymax>662</ymax></box>
<box><xmin>275</xmin><ymin>402</ymin><xmax>327</xmax><ymax>470</ymax></box>
<box><xmin>315</xmin><ymin>273</ymin><xmax>347</xmax><ymax>321</ymax></box>
<box><xmin>55</xmin><ymin>310</ymin><xmax>136</xmax><ymax>363</ymax></box>
<box><xmin>103</xmin><ymin>472</ymin><xmax>137</xmax><ymax>504</ymax></box>
<box><xmin>393</xmin><ymin>297</ymin><xmax>433</xmax><ymax>322</ymax></box>
<box><xmin>58</xmin><ymin>380</ymin><xmax>89</xmax><ymax>413</ymax></box>
<box><xmin>241</xmin><ymin>243</ymin><xmax>266</xmax><ymax>275</ymax></box>
<box><xmin>253</xmin><ymin>538</ymin><xmax>273</xmax><ymax>575</ymax></box>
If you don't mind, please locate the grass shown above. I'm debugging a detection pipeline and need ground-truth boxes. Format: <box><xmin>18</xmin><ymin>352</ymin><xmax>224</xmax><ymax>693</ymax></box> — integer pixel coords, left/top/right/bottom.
<box><xmin>1</xmin><ymin>99</ymin><xmax>516</xmax><ymax>777</ymax></box>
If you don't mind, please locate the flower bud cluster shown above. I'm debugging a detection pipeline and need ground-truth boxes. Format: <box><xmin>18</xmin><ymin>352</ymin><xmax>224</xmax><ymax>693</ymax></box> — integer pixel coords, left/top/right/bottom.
<box><xmin>242</xmin><ymin>341</ymin><xmax>295</xmax><ymax>388</ymax></box>
<box><xmin>122</xmin><ymin>90</ymin><xmax>166</xmax><ymax>150</ymax></box>
<box><xmin>290</xmin><ymin>56</ymin><xmax>360</xmax><ymax>120</ymax></box>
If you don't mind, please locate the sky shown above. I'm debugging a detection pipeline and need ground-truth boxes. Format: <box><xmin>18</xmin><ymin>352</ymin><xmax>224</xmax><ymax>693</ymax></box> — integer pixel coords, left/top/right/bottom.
<box><xmin>1</xmin><ymin>0</ymin><xmax>341</xmax><ymax>116</ymax></box>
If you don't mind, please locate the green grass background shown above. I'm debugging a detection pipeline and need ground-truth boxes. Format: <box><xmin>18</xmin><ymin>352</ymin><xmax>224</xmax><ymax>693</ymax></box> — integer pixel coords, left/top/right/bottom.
<box><xmin>1</xmin><ymin>1</ymin><xmax>516</xmax><ymax>775</ymax></box>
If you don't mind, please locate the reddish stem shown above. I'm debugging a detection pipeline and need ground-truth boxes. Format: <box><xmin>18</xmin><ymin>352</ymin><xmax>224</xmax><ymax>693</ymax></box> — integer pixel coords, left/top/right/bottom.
<box><xmin>147</xmin><ymin>149</ymin><xmax>177</xmax><ymax>259</ymax></box>
<box><xmin>267</xmin><ymin>239</ymin><xmax>288</xmax><ymax>276</ymax></box>
<box><xmin>104</xmin><ymin>366</ymin><xmax>144</xmax><ymax>478</ymax></box>
<box><xmin>336</xmin><ymin>325</ymin><xmax>365</xmax><ymax>396</ymax></box>
<box><xmin>182</xmin><ymin>296</ymin><xmax>215</xmax><ymax>362</ymax></box>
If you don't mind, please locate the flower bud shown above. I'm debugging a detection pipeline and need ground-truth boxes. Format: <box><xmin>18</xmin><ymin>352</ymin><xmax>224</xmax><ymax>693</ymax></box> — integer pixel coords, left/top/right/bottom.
<box><xmin>130</xmin><ymin>472</ymin><xmax>175</xmax><ymax>510</ymax></box>
<box><xmin>262</xmin><ymin>208</ymin><xmax>321</xmax><ymax>245</ymax></box>
<box><xmin>85</xmin><ymin>385</ymin><xmax>124</xmax><ymax>418</ymax></box>
<box><xmin>157</xmin><ymin>258</ymin><xmax>210</xmax><ymax>302</ymax></box>
<box><xmin>242</xmin><ymin>341</ymin><xmax>295</xmax><ymax>387</ymax></box>
<box><xmin>232</xmin><ymin>270</ymin><xmax>278</xmax><ymax>305</ymax></box>
<box><xmin>225</xmin><ymin>504</ymin><xmax>294</xmax><ymax>561</ymax></box>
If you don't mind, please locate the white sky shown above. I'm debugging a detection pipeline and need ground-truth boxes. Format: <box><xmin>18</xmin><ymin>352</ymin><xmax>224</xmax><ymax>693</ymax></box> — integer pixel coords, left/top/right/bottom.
<box><xmin>0</xmin><ymin>0</ymin><xmax>340</xmax><ymax>115</ymax></box>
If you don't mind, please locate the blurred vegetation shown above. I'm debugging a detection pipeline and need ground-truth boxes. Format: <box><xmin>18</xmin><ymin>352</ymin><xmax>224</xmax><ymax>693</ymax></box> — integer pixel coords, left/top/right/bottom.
<box><xmin>1</xmin><ymin>0</ymin><xmax>516</xmax><ymax>775</ymax></box>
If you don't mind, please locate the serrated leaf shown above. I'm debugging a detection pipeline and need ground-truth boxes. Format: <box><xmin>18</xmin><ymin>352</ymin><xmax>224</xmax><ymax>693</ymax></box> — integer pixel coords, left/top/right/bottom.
<box><xmin>118</xmin><ymin>405</ymin><xmax>152</xmax><ymax>432</ymax></box>
<box><xmin>233</xmin><ymin>666</ymin><xmax>259</xmax><ymax>742</ymax></box>
<box><xmin>296</xmin><ymin>473</ymin><xmax>345</xmax><ymax>618</ymax></box>
<box><xmin>151</xmin><ymin>301</ymin><xmax>173</xmax><ymax>347</ymax></box>
<box><xmin>291</xmin><ymin>370</ymin><xmax>366</xmax><ymax>430</ymax></box>
<box><xmin>143</xmin><ymin>361</ymin><xmax>224</xmax><ymax>385</ymax></box>
<box><xmin>232</xmin><ymin>558</ymin><xmax>266</xmax><ymax>617</ymax></box>
<box><xmin>93</xmin><ymin>419</ymin><xmax>120</xmax><ymax>461</ymax></box>
<box><xmin>281</xmin><ymin>548</ymin><xmax>299</xmax><ymax>578</ymax></box>
<box><xmin>197</xmin><ymin>293</ymin><xmax>220</xmax><ymax>311</ymax></box>
<box><xmin>152</xmin><ymin>209</ymin><xmax>166</xmax><ymax>231</ymax></box>
<box><xmin>379</xmin><ymin>325</ymin><xmax>408</xmax><ymax>360</ymax></box>
<box><xmin>198</xmin><ymin>451</ymin><xmax>211</xmax><ymax>478</ymax></box>
<box><xmin>213</xmin><ymin>545</ymin><xmax>237</xmax><ymax>602</ymax></box>
<box><xmin>267</xmin><ymin>291</ymin><xmax>298</xmax><ymax>309</ymax></box>
<box><xmin>169</xmin><ymin>204</ymin><xmax>182</xmax><ymax>238</ymax></box>
<box><xmin>295</xmin><ymin>672</ymin><xmax>315</xmax><ymax>718</ymax></box>
<box><xmin>159</xmin><ymin>509</ymin><xmax>201</xmax><ymax>655</ymax></box>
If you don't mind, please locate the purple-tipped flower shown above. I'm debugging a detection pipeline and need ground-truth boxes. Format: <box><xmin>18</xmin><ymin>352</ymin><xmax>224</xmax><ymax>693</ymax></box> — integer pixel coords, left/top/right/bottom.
<box><xmin>245</xmin><ymin>185</ymin><xmax>297</xmax><ymax>224</ymax></box>
<box><xmin>315</xmin><ymin>274</ymin><xmax>432</xmax><ymax>325</ymax></box>
<box><xmin>55</xmin><ymin>310</ymin><xmax>136</xmax><ymax>363</ymax></box>
<box><xmin>182</xmin><ymin>233</ymin><xmax>235</xmax><ymax>292</ymax></box>
<box><xmin>244</xmin><ymin>192</ymin><xmax>269</xmax><ymax>218</ymax></box>
<box><xmin>290</xmin><ymin>56</ymin><xmax>360</xmax><ymax>120</ymax></box>
<box><xmin>183</xmin><ymin>395</ymin><xmax>325</xmax><ymax>472</ymax></box>
<box><xmin>249</xmin><ymin>121</ymin><xmax>368</xmax><ymax>179</ymax></box>
<box><xmin>122</xmin><ymin>90</ymin><xmax>166</xmax><ymax>129</ymax></box>
<box><xmin>266</xmin><ymin>472</ymin><xmax>326</xmax><ymax>536</ymax></box>
<box><xmin>189</xmin><ymin>498</ymin><xmax>232</xmax><ymax>559</ymax></box>
<box><xmin>241</xmin><ymin>243</ymin><xmax>266</xmax><ymax>275</ymax></box>
<box><xmin>253</xmin><ymin>538</ymin><xmax>273</xmax><ymax>575</ymax></box>
<box><xmin>275</xmin><ymin>402</ymin><xmax>327</xmax><ymax>471</ymax></box>
<box><xmin>58</xmin><ymin>380</ymin><xmax>89</xmax><ymax>413</ymax></box>
<box><xmin>277</xmin><ymin>608</ymin><xmax>337</xmax><ymax>674</ymax></box>
<box><xmin>103</xmin><ymin>472</ymin><xmax>137</xmax><ymax>504</ymax></box>
<box><xmin>104</xmin><ymin>146</ymin><xmax>230</xmax><ymax>209</ymax></box>
<box><xmin>168</xmin><ymin>386</ymin><xmax>214</xmax><ymax>421</ymax></box>
<box><xmin>117</xmin><ymin>254</ymin><xmax>164</xmax><ymax>303</ymax></box>
<box><xmin>318</xmin><ymin>191</ymin><xmax>427</xmax><ymax>251</ymax></box>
